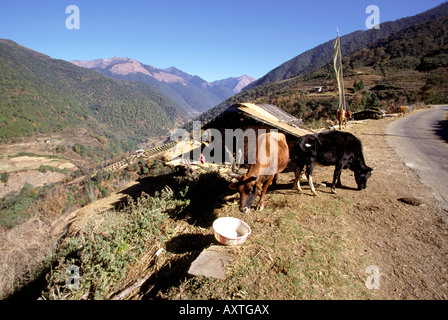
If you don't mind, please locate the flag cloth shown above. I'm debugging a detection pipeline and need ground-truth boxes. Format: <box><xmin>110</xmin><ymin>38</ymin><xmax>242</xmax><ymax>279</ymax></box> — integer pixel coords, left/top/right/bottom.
<box><xmin>333</xmin><ymin>35</ymin><xmax>345</xmax><ymax>110</ymax></box>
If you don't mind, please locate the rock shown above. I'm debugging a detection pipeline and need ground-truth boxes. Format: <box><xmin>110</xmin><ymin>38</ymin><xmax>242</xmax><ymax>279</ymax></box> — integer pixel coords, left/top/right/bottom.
<box><xmin>187</xmin><ymin>245</ymin><xmax>236</xmax><ymax>280</ymax></box>
<box><xmin>398</xmin><ymin>197</ymin><xmax>423</xmax><ymax>206</ymax></box>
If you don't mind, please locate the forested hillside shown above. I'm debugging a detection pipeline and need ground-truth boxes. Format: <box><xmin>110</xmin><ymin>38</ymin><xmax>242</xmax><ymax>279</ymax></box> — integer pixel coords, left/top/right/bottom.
<box><xmin>198</xmin><ymin>15</ymin><xmax>448</xmax><ymax>127</ymax></box>
<box><xmin>72</xmin><ymin>58</ymin><xmax>254</xmax><ymax>117</ymax></box>
<box><xmin>245</xmin><ymin>2</ymin><xmax>448</xmax><ymax>90</ymax></box>
<box><xmin>0</xmin><ymin>40</ymin><xmax>188</xmax><ymax>156</ymax></box>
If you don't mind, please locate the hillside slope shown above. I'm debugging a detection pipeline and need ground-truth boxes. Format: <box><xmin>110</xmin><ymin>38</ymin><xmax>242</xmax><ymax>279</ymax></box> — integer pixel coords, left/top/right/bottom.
<box><xmin>198</xmin><ymin>15</ymin><xmax>448</xmax><ymax>126</ymax></box>
<box><xmin>0</xmin><ymin>40</ymin><xmax>188</xmax><ymax>155</ymax></box>
<box><xmin>245</xmin><ymin>1</ymin><xmax>448</xmax><ymax>91</ymax></box>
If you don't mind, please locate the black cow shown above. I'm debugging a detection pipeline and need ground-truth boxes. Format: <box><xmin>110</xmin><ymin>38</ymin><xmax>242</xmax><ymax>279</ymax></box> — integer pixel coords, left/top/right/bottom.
<box><xmin>292</xmin><ymin>131</ymin><xmax>373</xmax><ymax>195</ymax></box>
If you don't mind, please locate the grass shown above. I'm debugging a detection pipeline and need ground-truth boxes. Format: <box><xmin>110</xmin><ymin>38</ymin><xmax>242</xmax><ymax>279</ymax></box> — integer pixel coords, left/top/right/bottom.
<box><xmin>3</xmin><ymin>167</ymin><xmax>374</xmax><ymax>300</ymax></box>
<box><xmin>233</xmin><ymin>201</ymin><xmax>369</xmax><ymax>299</ymax></box>
<box><xmin>158</xmin><ymin>192</ymin><xmax>373</xmax><ymax>300</ymax></box>
<box><xmin>40</xmin><ymin>188</ymin><xmax>188</xmax><ymax>300</ymax></box>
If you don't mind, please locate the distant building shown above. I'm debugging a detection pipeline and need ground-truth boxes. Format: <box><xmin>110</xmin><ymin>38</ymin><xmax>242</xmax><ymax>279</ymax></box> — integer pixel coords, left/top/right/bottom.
<box><xmin>136</xmin><ymin>149</ymin><xmax>144</xmax><ymax>156</ymax></box>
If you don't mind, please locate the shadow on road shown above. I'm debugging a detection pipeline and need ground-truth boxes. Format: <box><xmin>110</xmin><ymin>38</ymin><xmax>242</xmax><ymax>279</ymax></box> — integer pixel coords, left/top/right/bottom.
<box><xmin>433</xmin><ymin>118</ymin><xmax>448</xmax><ymax>143</ymax></box>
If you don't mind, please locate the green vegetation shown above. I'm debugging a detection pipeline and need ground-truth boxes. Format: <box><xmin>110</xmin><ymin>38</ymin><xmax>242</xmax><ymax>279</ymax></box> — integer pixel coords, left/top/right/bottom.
<box><xmin>0</xmin><ymin>39</ymin><xmax>188</xmax><ymax>158</ymax></box>
<box><xmin>42</xmin><ymin>189</ymin><xmax>188</xmax><ymax>300</ymax></box>
<box><xmin>197</xmin><ymin>16</ymin><xmax>448</xmax><ymax>127</ymax></box>
<box><xmin>0</xmin><ymin>172</ymin><xmax>9</xmax><ymax>183</ymax></box>
<box><xmin>37</xmin><ymin>165</ymin><xmax>67</xmax><ymax>174</ymax></box>
<box><xmin>0</xmin><ymin>183</ymin><xmax>37</xmax><ymax>228</ymax></box>
<box><xmin>246</xmin><ymin>1</ymin><xmax>448</xmax><ymax>89</ymax></box>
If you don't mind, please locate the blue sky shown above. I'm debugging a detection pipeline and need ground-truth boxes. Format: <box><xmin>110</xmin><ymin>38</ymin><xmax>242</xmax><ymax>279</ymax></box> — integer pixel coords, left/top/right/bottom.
<box><xmin>0</xmin><ymin>0</ymin><xmax>446</xmax><ymax>82</ymax></box>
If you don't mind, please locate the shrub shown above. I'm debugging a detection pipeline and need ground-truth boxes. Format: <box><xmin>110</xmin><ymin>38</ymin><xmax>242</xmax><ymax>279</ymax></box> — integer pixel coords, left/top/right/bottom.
<box><xmin>385</xmin><ymin>56</ymin><xmax>420</xmax><ymax>70</ymax></box>
<box><xmin>0</xmin><ymin>184</ymin><xmax>38</xmax><ymax>228</ymax></box>
<box><xmin>99</xmin><ymin>185</ymin><xmax>109</xmax><ymax>197</ymax></box>
<box><xmin>0</xmin><ymin>172</ymin><xmax>9</xmax><ymax>184</ymax></box>
<box><xmin>42</xmin><ymin>188</ymin><xmax>188</xmax><ymax>300</ymax></box>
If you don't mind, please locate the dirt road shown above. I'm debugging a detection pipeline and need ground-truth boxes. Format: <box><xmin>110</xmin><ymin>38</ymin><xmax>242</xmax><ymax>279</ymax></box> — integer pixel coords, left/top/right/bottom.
<box><xmin>385</xmin><ymin>106</ymin><xmax>448</xmax><ymax>210</ymax></box>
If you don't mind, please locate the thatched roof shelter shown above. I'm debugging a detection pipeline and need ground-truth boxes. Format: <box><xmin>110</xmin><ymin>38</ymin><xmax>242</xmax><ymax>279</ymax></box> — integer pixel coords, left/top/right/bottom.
<box><xmin>202</xmin><ymin>103</ymin><xmax>314</xmax><ymax>147</ymax></box>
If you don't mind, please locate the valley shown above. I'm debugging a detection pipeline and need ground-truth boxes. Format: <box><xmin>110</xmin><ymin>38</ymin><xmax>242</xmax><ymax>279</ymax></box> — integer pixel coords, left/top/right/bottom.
<box><xmin>1</xmin><ymin>1</ymin><xmax>448</xmax><ymax>302</ymax></box>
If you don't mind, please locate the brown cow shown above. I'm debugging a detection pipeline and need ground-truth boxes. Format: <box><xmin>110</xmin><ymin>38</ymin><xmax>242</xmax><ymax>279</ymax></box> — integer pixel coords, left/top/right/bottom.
<box><xmin>398</xmin><ymin>106</ymin><xmax>407</xmax><ymax>117</ymax></box>
<box><xmin>347</xmin><ymin>110</ymin><xmax>353</xmax><ymax>120</ymax></box>
<box><xmin>336</xmin><ymin>109</ymin><xmax>351</xmax><ymax>130</ymax></box>
<box><xmin>228</xmin><ymin>131</ymin><xmax>289</xmax><ymax>213</ymax></box>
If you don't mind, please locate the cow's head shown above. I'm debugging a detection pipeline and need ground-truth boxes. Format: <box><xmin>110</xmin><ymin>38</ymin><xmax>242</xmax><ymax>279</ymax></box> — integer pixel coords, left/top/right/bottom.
<box><xmin>295</xmin><ymin>134</ymin><xmax>321</xmax><ymax>157</ymax></box>
<box><xmin>354</xmin><ymin>166</ymin><xmax>374</xmax><ymax>190</ymax></box>
<box><xmin>347</xmin><ymin>111</ymin><xmax>353</xmax><ymax>119</ymax></box>
<box><xmin>228</xmin><ymin>172</ymin><xmax>261</xmax><ymax>213</ymax></box>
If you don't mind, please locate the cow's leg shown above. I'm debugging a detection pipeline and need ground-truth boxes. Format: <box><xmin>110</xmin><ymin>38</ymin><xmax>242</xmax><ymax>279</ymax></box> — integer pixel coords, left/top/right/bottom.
<box><xmin>272</xmin><ymin>174</ymin><xmax>278</xmax><ymax>186</ymax></box>
<box><xmin>336</xmin><ymin>175</ymin><xmax>343</xmax><ymax>188</ymax></box>
<box><xmin>307</xmin><ymin>162</ymin><xmax>318</xmax><ymax>196</ymax></box>
<box><xmin>257</xmin><ymin>175</ymin><xmax>275</xmax><ymax>211</ymax></box>
<box><xmin>331</xmin><ymin>163</ymin><xmax>344</xmax><ymax>194</ymax></box>
<box><xmin>308</xmin><ymin>174</ymin><xmax>318</xmax><ymax>196</ymax></box>
<box><xmin>293</xmin><ymin>163</ymin><xmax>305</xmax><ymax>192</ymax></box>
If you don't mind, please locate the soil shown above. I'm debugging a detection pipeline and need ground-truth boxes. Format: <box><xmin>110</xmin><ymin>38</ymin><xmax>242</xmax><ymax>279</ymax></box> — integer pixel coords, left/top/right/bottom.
<box><xmin>326</xmin><ymin>117</ymin><xmax>448</xmax><ymax>299</ymax></box>
<box><xmin>124</xmin><ymin>113</ymin><xmax>448</xmax><ymax>300</ymax></box>
<box><xmin>5</xmin><ymin>113</ymin><xmax>447</xmax><ymax>300</ymax></box>
<box><xmin>188</xmin><ymin>114</ymin><xmax>448</xmax><ymax>300</ymax></box>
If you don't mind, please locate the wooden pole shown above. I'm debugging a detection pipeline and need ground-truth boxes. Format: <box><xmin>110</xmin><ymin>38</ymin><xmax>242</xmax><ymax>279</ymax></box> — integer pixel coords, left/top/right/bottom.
<box><xmin>337</xmin><ymin>28</ymin><xmax>347</xmax><ymax>111</ymax></box>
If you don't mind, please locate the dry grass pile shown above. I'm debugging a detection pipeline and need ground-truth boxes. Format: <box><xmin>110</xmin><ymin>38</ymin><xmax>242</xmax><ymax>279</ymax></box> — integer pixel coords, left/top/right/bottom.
<box><xmin>0</xmin><ymin>217</ymin><xmax>58</xmax><ymax>298</ymax></box>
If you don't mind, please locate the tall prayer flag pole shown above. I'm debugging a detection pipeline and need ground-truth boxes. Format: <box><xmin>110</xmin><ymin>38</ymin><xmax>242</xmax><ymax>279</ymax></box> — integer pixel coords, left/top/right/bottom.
<box><xmin>333</xmin><ymin>28</ymin><xmax>347</xmax><ymax>111</ymax></box>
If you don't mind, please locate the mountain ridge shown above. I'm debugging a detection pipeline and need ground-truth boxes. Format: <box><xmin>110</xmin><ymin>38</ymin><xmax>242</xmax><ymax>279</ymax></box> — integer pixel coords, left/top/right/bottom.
<box><xmin>0</xmin><ymin>39</ymin><xmax>188</xmax><ymax>157</ymax></box>
<box><xmin>244</xmin><ymin>1</ymin><xmax>448</xmax><ymax>91</ymax></box>
<box><xmin>72</xmin><ymin>58</ymin><xmax>255</xmax><ymax>117</ymax></box>
<box><xmin>196</xmin><ymin>10</ymin><xmax>448</xmax><ymax>126</ymax></box>
<box><xmin>212</xmin><ymin>75</ymin><xmax>256</xmax><ymax>94</ymax></box>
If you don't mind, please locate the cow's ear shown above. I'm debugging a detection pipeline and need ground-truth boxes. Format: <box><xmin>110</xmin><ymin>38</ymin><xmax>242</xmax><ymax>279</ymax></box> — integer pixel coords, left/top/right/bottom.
<box><xmin>242</xmin><ymin>175</ymin><xmax>257</xmax><ymax>184</ymax></box>
<box><xmin>229</xmin><ymin>183</ymin><xmax>238</xmax><ymax>190</ymax></box>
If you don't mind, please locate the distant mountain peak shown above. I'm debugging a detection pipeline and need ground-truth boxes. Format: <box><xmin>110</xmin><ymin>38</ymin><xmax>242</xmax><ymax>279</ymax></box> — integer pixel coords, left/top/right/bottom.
<box><xmin>72</xmin><ymin>57</ymin><xmax>255</xmax><ymax>116</ymax></box>
<box><xmin>0</xmin><ymin>40</ymin><xmax>188</xmax><ymax>150</ymax></box>
<box><xmin>212</xmin><ymin>75</ymin><xmax>256</xmax><ymax>93</ymax></box>
<box><xmin>72</xmin><ymin>57</ymin><xmax>155</xmax><ymax>76</ymax></box>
